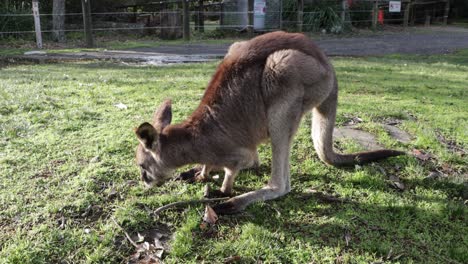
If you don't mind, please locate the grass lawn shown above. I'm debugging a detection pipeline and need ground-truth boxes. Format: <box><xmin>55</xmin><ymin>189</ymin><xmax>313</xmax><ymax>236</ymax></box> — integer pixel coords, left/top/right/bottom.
<box><xmin>0</xmin><ymin>50</ymin><xmax>467</xmax><ymax>263</ymax></box>
<box><xmin>0</xmin><ymin>34</ymin><xmax>244</xmax><ymax>57</ymax></box>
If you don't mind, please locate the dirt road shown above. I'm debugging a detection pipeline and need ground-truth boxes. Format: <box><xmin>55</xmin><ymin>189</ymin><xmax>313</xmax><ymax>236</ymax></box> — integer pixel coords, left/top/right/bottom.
<box><xmin>12</xmin><ymin>26</ymin><xmax>468</xmax><ymax>64</ymax></box>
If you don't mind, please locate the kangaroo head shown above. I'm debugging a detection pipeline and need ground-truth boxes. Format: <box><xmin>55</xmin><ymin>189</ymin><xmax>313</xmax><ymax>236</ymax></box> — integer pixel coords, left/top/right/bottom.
<box><xmin>135</xmin><ymin>100</ymin><xmax>174</xmax><ymax>187</ymax></box>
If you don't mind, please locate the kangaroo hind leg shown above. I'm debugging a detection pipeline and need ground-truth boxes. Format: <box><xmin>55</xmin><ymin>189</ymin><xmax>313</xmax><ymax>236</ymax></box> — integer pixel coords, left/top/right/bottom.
<box><xmin>213</xmin><ymin>96</ymin><xmax>303</xmax><ymax>214</ymax></box>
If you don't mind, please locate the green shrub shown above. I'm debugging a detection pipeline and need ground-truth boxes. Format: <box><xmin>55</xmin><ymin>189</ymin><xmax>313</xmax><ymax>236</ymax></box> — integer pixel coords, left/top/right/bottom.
<box><xmin>0</xmin><ymin>2</ymin><xmax>34</xmax><ymax>39</ymax></box>
<box><xmin>304</xmin><ymin>6</ymin><xmax>343</xmax><ymax>33</ymax></box>
<box><xmin>348</xmin><ymin>0</ymin><xmax>373</xmax><ymax>27</ymax></box>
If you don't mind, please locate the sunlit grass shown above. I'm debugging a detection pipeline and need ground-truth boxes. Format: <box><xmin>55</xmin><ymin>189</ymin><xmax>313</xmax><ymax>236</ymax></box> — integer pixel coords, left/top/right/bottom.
<box><xmin>0</xmin><ymin>51</ymin><xmax>466</xmax><ymax>263</ymax></box>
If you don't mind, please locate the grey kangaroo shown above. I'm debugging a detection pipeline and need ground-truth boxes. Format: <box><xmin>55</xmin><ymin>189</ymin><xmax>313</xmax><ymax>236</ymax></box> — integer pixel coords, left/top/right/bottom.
<box><xmin>135</xmin><ymin>31</ymin><xmax>404</xmax><ymax>214</ymax></box>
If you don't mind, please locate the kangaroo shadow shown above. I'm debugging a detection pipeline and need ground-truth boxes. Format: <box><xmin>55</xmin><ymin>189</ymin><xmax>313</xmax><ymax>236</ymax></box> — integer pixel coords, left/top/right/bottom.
<box><xmin>197</xmin><ymin>168</ymin><xmax>467</xmax><ymax>263</ymax></box>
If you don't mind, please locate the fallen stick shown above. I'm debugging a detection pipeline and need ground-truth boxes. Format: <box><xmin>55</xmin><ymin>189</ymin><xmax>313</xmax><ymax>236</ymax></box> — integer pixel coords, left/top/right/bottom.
<box><xmin>153</xmin><ymin>197</ymin><xmax>229</xmax><ymax>215</ymax></box>
<box><xmin>111</xmin><ymin>217</ymin><xmax>139</xmax><ymax>248</ymax></box>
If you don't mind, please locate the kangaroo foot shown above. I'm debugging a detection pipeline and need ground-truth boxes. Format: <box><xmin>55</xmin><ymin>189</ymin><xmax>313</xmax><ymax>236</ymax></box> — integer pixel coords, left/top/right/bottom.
<box><xmin>206</xmin><ymin>189</ymin><xmax>232</xmax><ymax>198</ymax></box>
<box><xmin>212</xmin><ymin>199</ymin><xmax>245</xmax><ymax>215</ymax></box>
<box><xmin>175</xmin><ymin>166</ymin><xmax>203</xmax><ymax>183</ymax></box>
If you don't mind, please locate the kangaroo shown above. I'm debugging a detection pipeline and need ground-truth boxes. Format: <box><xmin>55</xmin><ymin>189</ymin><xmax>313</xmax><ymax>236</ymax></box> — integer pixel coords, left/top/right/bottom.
<box><xmin>135</xmin><ymin>31</ymin><xmax>404</xmax><ymax>214</ymax></box>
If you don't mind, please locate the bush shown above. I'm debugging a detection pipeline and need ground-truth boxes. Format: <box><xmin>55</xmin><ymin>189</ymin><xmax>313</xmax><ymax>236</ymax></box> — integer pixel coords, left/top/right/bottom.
<box><xmin>282</xmin><ymin>0</ymin><xmax>344</xmax><ymax>33</ymax></box>
<box><xmin>348</xmin><ymin>0</ymin><xmax>373</xmax><ymax>27</ymax></box>
<box><xmin>304</xmin><ymin>6</ymin><xmax>343</xmax><ymax>33</ymax></box>
<box><xmin>0</xmin><ymin>2</ymin><xmax>34</xmax><ymax>39</ymax></box>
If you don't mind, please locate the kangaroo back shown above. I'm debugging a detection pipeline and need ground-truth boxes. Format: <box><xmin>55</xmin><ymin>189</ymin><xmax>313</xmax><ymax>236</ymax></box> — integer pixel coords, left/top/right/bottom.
<box><xmin>226</xmin><ymin>31</ymin><xmax>330</xmax><ymax>69</ymax></box>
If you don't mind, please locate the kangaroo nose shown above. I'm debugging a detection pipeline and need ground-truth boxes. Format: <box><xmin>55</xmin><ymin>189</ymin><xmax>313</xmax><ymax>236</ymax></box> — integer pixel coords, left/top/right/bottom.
<box><xmin>141</xmin><ymin>170</ymin><xmax>150</xmax><ymax>182</ymax></box>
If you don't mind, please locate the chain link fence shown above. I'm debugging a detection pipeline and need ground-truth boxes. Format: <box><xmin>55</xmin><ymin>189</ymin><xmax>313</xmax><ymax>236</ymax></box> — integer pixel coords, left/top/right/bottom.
<box><xmin>0</xmin><ymin>0</ymin><xmax>452</xmax><ymax>43</ymax></box>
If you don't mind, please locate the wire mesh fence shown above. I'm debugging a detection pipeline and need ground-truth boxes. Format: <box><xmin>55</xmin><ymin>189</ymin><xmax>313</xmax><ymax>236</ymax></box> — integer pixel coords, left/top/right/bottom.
<box><xmin>0</xmin><ymin>0</ymin><xmax>451</xmax><ymax>41</ymax></box>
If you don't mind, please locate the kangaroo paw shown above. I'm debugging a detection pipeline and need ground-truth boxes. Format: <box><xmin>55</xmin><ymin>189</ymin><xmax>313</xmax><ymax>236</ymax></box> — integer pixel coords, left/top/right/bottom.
<box><xmin>175</xmin><ymin>168</ymin><xmax>198</xmax><ymax>182</ymax></box>
<box><xmin>212</xmin><ymin>199</ymin><xmax>245</xmax><ymax>215</ymax></box>
<box><xmin>194</xmin><ymin>171</ymin><xmax>211</xmax><ymax>183</ymax></box>
<box><xmin>206</xmin><ymin>189</ymin><xmax>232</xmax><ymax>198</ymax></box>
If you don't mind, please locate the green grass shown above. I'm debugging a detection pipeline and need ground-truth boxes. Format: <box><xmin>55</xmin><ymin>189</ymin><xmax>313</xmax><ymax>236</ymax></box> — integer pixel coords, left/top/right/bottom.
<box><xmin>0</xmin><ymin>50</ymin><xmax>467</xmax><ymax>263</ymax></box>
<box><xmin>0</xmin><ymin>34</ymin><xmax>245</xmax><ymax>57</ymax></box>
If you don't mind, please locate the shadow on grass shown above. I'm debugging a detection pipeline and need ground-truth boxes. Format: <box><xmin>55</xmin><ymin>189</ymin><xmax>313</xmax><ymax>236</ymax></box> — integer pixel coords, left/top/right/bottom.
<box><xmin>184</xmin><ymin>158</ymin><xmax>467</xmax><ymax>263</ymax></box>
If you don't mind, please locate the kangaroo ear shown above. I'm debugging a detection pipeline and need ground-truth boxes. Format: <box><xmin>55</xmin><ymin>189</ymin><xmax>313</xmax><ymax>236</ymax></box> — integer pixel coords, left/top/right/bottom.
<box><xmin>153</xmin><ymin>99</ymin><xmax>172</xmax><ymax>132</ymax></box>
<box><xmin>135</xmin><ymin>122</ymin><xmax>158</xmax><ymax>149</ymax></box>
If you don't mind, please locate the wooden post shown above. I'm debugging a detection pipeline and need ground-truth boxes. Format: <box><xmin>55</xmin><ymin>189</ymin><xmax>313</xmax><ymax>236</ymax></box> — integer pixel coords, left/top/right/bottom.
<box><xmin>279</xmin><ymin>0</ymin><xmax>283</xmax><ymax>29</ymax></box>
<box><xmin>81</xmin><ymin>0</ymin><xmax>94</xmax><ymax>48</ymax></box>
<box><xmin>424</xmin><ymin>9</ymin><xmax>430</xmax><ymax>27</ymax></box>
<box><xmin>410</xmin><ymin>2</ymin><xmax>415</xmax><ymax>26</ymax></box>
<box><xmin>341</xmin><ymin>0</ymin><xmax>347</xmax><ymax>24</ymax></box>
<box><xmin>372</xmin><ymin>0</ymin><xmax>379</xmax><ymax>30</ymax></box>
<box><xmin>403</xmin><ymin>1</ymin><xmax>411</xmax><ymax>28</ymax></box>
<box><xmin>297</xmin><ymin>0</ymin><xmax>304</xmax><ymax>32</ymax></box>
<box><xmin>248</xmin><ymin>0</ymin><xmax>254</xmax><ymax>36</ymax></box>
<box><xmin>52</xmin><ymin>0</ymin><xmax>66</xmax><ymax>42</ymax></box>
<box><xmin>182</xmin><ymin>0</ymin><xmax>190</xmax><ymax>41</ymax></box>
<box><xmin>443</xmin><ymin>0</ymin><xmax>450</xmax><ymax>26</ymax></box>
<box><xmin>32</xmin><ymin>0</ymin><xmax>42</xmax><ymax>49</ymax></box>
<box><xmin>132</xmin><ymin>6</ymin><xmax>137</xmax><ymax>23</ymax></box>
<box><xmin>220</xmin><ymin>1</ymin><xmax>225</xmax><ymax>29</ymax></box>
<box><xmin>198</xmin><ymin>0</ymin><xmax>204</xmax><ymax>32</ymax></box>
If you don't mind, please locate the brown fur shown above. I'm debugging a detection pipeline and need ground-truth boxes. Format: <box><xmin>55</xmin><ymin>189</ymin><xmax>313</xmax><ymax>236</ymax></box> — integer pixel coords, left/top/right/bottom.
<box><xmin>135</xmin><ymin>31</ymin><xmax>404</xmax><ymax>213</ymax></box>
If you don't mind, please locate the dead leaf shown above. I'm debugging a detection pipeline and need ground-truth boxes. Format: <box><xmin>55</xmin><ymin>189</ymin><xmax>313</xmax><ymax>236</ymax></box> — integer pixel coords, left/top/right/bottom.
<box><xmin>58</xmin><ymin>215</ymin><xmax>66</xmax><ymax>229</ymax></box>
<box><xmin>114</xmin><ymin>102</ymin><xmax>128</xmax><ymax>110</ymax></box>
<box><xmin>389</xmin><ymin>175</ymin><xmax>405</xmax><ymax>191</ymax></box>
<box><xmin>81</xmin><ymin>204</ymin><xmax>102</xmax><ymax>218</ymax></box>
<box><xmin>137</xmin><ymin>255</ymin><xmax>159</xmax><ymax>264</ymax></box>
<box><xmin>142</xmin><ymin>241</ymin><xmax>151</xmax><ymax>251</ymax></box>
<box><xmin>412</xmin><ymin>149</ymin><xmax>433</xmax><ymax>161</ymax></box>
<box><xmin>203</xmin><ymin>205</ymin><xmax>218</xmax><ymax>224</ymax></box>
<box><xmin>425</xmin><ymin>171</ymin><xmax>442</xmax><ymax>180</ymax></box>
<box><xmin>393</xmin><ymin>181</ymin><xmax>405</xmax><ymax>191</ymax></box>
<box><xmin>203</xmin><ymin>184</ymin><xmax>211</xmax><ymax>198</ymax></box>
<box><xmin>154</xmin><ymin>249</ymin><xmax>164</xmax><ymax>259</ymax></box>
<box><xmin>130</xmin><ymin>251</ymin><xmax>141</xmax><ymax>261</ymax></box>
<box><xmin>153</xmin><ymin>238</ymin><xmax>164</xmax><ymax>250</ymax></box>
<box><xmin>126</xmin><ymin>180</ymin><xmax>138</xmax><ymax>186</ymax></box>
<box><xmin>344</xmin><ymin>230</ymin><xmax>351</xmax><ymax>246</ymax></box>
<box><xmin>108</xmin><ymin>187</ymin><xmax>118</xmax><ymax>199</ymax></box>
<box><xmin>386</xmin><ymin>248</ymin><xmax>393</xmax><ymax>260</ymax></box>
<box><xmin>90</xmin><ymin>155</ymin><xmax>100</xmax><ymax>163</ymax></box>
<box><xmin>343</xmin><ymin>116</ymin><xmax>363</xmax><ymax>126</ymax></box>
<box><xmin>136</xmin><ymin>233</ymin><xmax>145</xmax><ymax>243</ymax></box>
<box><xmin>81</xmin><ymin>205</ymin><xmax>92</xmax><ymax>217</ymax></box>
<box><xmin>199</xmin><ymin>222</ymin><xmax>208</xmax><ymax>230</ymax></box>
<box><xmin>224</xmin><ymin>255</ymin><xmax>241</xmax><ymax>263</ymax></box>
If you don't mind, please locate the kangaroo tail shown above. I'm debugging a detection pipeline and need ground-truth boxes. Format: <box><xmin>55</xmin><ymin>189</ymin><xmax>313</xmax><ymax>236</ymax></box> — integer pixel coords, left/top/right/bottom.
<box><xmin>312</xmin><ymin>77</ymin><xmax>405</xmax><ymax>166</ymax></box>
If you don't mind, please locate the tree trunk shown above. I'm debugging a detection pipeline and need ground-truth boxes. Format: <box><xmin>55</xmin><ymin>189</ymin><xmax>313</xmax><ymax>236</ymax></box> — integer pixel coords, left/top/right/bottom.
<box><xmin>52</xmin><ymin>0</ymin><xmax>66</xmax><ymax>42</ymax></box>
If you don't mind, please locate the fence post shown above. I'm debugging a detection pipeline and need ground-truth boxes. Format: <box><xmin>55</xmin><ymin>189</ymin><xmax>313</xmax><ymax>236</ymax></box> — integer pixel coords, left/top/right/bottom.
<box><xmin>403</xmin><ymin>1</ymin><xmax>411</xmax><ymax>28</ymax></box>
<box><xmin>248</xmin><ymin>0</ymin><xmax>254</xmax><ymax>36</ymax></box>
<box><xmin>443</xmin><ymin>0</ymin><xmax>449</xmax><ymax>26</ymax></box>
<box><xmin>52</xmin><ymin>0</ymin><xmax>66</xmax><ymax>42</ymax></box>
<box><xmin>372</xmin><ymin>0</ymin><xmax>379</xmax><ymax>30</ymax></box>
<box><xmin>198</xmin><ymin>0</ymin><xmax>204</xmax><ymax>32</ymax></box>
<box><xmin>297</xmin><ymin>0</ymin><xmax>303</xmax><ymax>32</ymax></box>
<box><xmin>183</xmin><ymin>0</ymin><xmax>190</xmax><ymax>41</ymax></box>
<box><xmin>279</xmin><ymin>0</ymin><xmax>283</xmax><ymax>29</ymax></box>
<box><xmin>341</xmin><ymin>0</ymin><xmax>347</xmax><ymax>24</ymax></box>
<box><xmin>424</xmin><ymin>9</ymin><xmax>430</xmax><ymax>26</ymax></box>
<box><xmin>220</xmin><ymin>1</ymin><xmax>225</xmax><ymax>29</ymax></box>
<box><xmin>32</xmin><ymin>0</ymin><xmax>42</xmax><ymax>49</ymax></box>
<box><xmin>81</xmin><ymin>0</ymin><xmax>94</xmax><ymax>48</ymax></box>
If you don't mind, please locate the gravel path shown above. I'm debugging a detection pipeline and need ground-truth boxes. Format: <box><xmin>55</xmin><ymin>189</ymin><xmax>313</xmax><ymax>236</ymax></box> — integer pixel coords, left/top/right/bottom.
<box><xmin>130</xmin><ymin>26</ymin><xmax>468</xmax><ymax>57</ymax></box>
<box><xmin>11</xmin><ymin>26</ymin><xmax>468</xmax><ymax>64</ymax></box>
